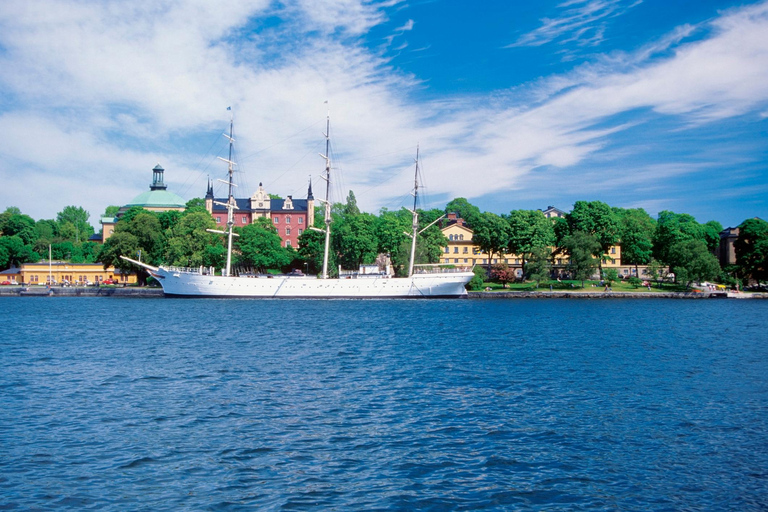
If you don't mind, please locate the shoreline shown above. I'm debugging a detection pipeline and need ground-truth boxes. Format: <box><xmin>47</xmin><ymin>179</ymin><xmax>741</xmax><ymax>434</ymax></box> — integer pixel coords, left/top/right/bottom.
<box><xmin>0</xmin><ymin>286</ymin><xmax>766</xmax><ymax>299</ymax></box>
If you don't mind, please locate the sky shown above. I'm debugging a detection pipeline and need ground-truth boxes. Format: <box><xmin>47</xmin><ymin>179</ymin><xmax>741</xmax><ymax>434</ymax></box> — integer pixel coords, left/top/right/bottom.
<box><xmin>0</xmin><ymin>0</ymin><xmax>766</xmax><ymax>230</ymax></box>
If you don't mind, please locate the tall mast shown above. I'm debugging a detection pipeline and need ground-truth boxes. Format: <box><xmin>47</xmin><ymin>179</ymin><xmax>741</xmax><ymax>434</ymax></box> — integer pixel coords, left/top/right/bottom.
<box><xmin>408</xmin><ymin>145</ymin><xmax>420</xmax><ymax>277</ymax></box>
<box><xmin>319</xmin><ymin>110</ymin><xmax>332</xmax><ymax>279</ymax></box>
<box><xmin>224</xmin><ymin>112</ymin><xmax>235</xmax><ymax>277</ymax></box>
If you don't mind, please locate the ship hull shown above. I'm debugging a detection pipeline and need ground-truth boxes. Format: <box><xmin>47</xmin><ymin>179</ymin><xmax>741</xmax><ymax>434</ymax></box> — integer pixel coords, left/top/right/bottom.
<box><xmin>151</xmin><ymin>269</ymin><xmax>473</xmax><ymax>298</ymax></box>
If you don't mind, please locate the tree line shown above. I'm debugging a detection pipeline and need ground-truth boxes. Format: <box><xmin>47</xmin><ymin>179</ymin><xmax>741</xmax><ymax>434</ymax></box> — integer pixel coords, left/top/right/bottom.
<box><xmin>1</xmin><ymin>196</ymin><xmax>766</xmax><ymax>288</ymax></box>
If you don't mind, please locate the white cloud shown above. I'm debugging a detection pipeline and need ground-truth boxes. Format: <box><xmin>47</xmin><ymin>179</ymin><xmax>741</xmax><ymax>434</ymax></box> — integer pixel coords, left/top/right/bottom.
<box><xmin>508</xmin><ymin>0</ymin><xmax>642</xmax><ymax>48</ymax></box>
<box><xmin>0</xmin><ymin>0</ymin><xmax>767</xmax><ymax>225</ymax></box>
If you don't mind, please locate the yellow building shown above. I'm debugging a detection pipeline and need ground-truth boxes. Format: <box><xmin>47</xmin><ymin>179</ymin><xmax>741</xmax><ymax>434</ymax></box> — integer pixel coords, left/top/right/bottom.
<box><xmin>9</xmin><ymin>262</ymin><xmax>137</xmax><ymax>286</ymax></box>
<box><xmin>440</xmin><ymin>218</ymin><xmax>631</xmax><ymax>279</ymax></box>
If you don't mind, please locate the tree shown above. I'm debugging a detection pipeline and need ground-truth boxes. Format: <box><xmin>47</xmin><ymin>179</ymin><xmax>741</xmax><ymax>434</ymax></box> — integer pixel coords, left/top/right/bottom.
<box><xmin>120</xmin><ymin>211</ymin><xmax>165</xmax><ymax>264</ymax></box>
<box><xmin>562</xmin><ymin>231</ymin><xmax>601</xmax><ymax>288</ymax></box>
<box><xmin>164</xmin><ymin>211</ymin><xmax>220</xmax><ymax>267</ymax></box>
<box><xmin>653</xmin><ymin>211</ymin><xmax>706</xmax><ymax>264</ymax></box>
<box><xmin>298</xmin><ymin>227</ymin><xmax>332</xmax><ymax>276</ymax></box>
<box><xmin>667</xmin><ymin>239</ymin><xmax>721</xmax><ymax>288</ymax></box>
<box><xmin>103</xmin><ymin>205</ymin><xmax>120</xmax><ymax>217</ymax></box>
<box><xmin>473</xmin><ymin>212</ymin><xmax>511</xmax><ymax>275</ymax></box>
<box><xmin>614</xmin><ymin>208</ymin><xmax>655</xmax><ymax>274</ymax></box>
<box><xmin>184</xmin><ymin>198</ymin><xmax>207</xmax><ymax>213</ymax></box>
<box><xmin>56</xmin><ymin>205</ymin><xmax>94</xmax><ymax>243</ymax></box>
<box><xmin>332</xmin><ymin>212</ymin><xmax>378</xmax><ymax>270</ymax></box>
<box><xmin>376</xmin><ymin>208</ymin><xmax>410</xmax><ymax>273</ymax></box>
<box><xmin>506</xmin><ymin>209</ymin><xmax>555</xmax><ymax>265</ymax></box>
<box><xmin>525</xmin><ymin>245</ymin><xmax>552</xmax><ymax>288</ymax></box>
<box><xmin>236</xmin><ymin>218</ymin><xmax>292</xmax><ymax>272</ymax></box>
<box><xmin>99</xmin><ymin>231</ymin><xmax>141</xmax><ymax>276</ymax></box>
<box><xmin>445</xmin><ymin>198</ymin><xmax>482</xmax><ymax>228</ymax></box>
<box><xmin>491</xmin><ymin>263</ymin><xmax>516</xmax><ymax>288</ymax></box>
<box><xmin>734</xmin><ymin>218</ymin><xmax>768</xmax><ymax>285</ymax></box>
<box><xmin>568</xmin><ymin>201</ymin><xmax>619</xmax><ymax>272</ymax></box>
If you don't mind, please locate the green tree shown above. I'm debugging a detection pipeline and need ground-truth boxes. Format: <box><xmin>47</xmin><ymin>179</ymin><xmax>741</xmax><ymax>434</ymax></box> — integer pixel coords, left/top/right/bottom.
<box><xmin>236</xmin><ymin>218</ymin><xmax>292</xmax><ymax>272</ymax></box>
<box><xmin>653</xmin><ymin>211</ymin><xmax>706</xmax><ymax>264</ymax></box>
<box><xmin>568</xmin><ymin>200</ymin><xmax>619</xmax><ymax>272</ymax></box>
<box><xmin>562</xmin><ymin>231</ymin><xmax>601</xmax><ymax>288</ymax></box>
<box><xmin>103</xmin><ymin>205</ymin><xmax>120</xmax><ymax>217</ymax></box>
<box><xmin>525</xmin><ymin>245</ymin><xmax>552</xmax><ymax>288</ymax></box>
<box><xmin>473</xmin><ymin>212</ymin><xmax>511</xmax><ymax>275</ymax></box>
<box><xmin>165</xmin><ymin>211</ymin><xmax>219</xmax><ymax>267</ymax></box>
<box><xmin>298</xmin><ymin>227</ymin><xmax>332</xmax><ymax>276</ymax></box>
<box><xmin>667</xmin><ymin>239</ymin><xmax>721</xmax><ymax>288</ymax></box>
<box><xmin>332</xmin><ymin>212</ymin><xmax>378</xmax><ymax>270</ymax></box>
<box><xmin>1</xmin><ymin>211</ymin><xmax>37</xmax><ymax>245</ymax></box>
<box><xmin>445</xmin><ymin>198</ymin><xmax>482</xmax><ymax>228</ymax></box>
<box><xmin>376</xmin><ymin>208</ymin><xmax>410</xmax><ymax>272</ymax></box>
<box><xmin>0</xmin><ymin>235</ymin><xmax>39</xmax><ymax>268</ymax></box>
<box><xmin>56</xmin><ymin>205</ymin><xmax>94</xmax><ymax>243</ymax></box>
<box><xmin>185</xmin><ymin>198</ymin><xmax>207</xmax><ymax>213</ymax></box>
<box><xmin>506</xmin><ymin>209</ymin><xmax>555</xmax><ymax>265</ymax></box>
<box><xmin>615</xmin><ymin>208</ymin><xmax>655</xmax><ymax>274</ymax></box>
<box><xmin>734</xmin><ymin>218</ymin><xmax>768</xmax><ymax>285</ymax></box>
<box><xmin>100</xmin><ymin>231</ymin><xmax>142</xmax><ymax>278</ymax></box>
<box><xmin>467</xmin><ymin>265</ymin><xmax>487</xmax><ymax>291</ymax></box>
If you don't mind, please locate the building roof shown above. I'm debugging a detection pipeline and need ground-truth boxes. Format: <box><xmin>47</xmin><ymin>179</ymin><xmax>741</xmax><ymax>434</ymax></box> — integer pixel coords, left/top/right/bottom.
<box><xmin>126</xmin><ymin>189</ymin><xmax>187</xmax><ymax>208</ymax></box>
<box><xmin>210</xmin><ymin>197</ymin><xmax>309</xmax><ymax>213</ymax></box>
<box><xmin>126</xmin><ymin>164</ymin><xmax>186</xmax><ymax>209</ymax></box>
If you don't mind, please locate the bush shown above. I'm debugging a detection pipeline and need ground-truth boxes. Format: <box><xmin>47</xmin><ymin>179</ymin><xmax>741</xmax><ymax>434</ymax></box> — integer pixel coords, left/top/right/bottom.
<box><xmin>467</xmin><ymin>266</ymin><xmax>486</xmax><ymax>291</ymax></box>
<box><xmin>627</xmin><ymin>276</ymin><xmax>642</xmax><ymax>288</ymax></box>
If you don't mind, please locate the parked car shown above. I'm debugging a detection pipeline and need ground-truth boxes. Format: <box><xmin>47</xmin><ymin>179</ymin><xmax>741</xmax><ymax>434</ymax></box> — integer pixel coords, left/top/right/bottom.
<box><xmin>1</xmin><ymin>280</ymin><xmax>11</xmax><ymax>285</ymax></box>
<box><xmin>103</xmin><ymin>279</ymin><xmax>116</xmax><ymax>285</ymax></box>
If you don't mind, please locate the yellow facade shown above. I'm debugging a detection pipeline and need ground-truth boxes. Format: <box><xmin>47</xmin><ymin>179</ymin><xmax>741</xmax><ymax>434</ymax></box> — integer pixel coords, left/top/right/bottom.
<box><xmin>440</xmin><ymin>223</ymin><xmax>624</xmax><ymax>276</ymax></box>
<box><xmin>14</xmin><ymin>262</ymin><xmax>137</xmax><ymax>286</ymax></box>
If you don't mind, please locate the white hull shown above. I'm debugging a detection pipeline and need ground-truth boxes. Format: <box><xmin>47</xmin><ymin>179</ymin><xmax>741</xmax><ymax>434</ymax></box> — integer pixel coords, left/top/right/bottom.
<box><xmin>150</xmin><ymin>267</ymin><xmax>472</xmax><ymax>298</ymax></box>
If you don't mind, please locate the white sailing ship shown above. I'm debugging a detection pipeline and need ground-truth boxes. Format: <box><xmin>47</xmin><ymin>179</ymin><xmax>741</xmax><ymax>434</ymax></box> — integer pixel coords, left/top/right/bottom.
<box><xmin>122</xmin><ymin>112</ymin><xmax>474</xmax><ymax>298</ymax></box>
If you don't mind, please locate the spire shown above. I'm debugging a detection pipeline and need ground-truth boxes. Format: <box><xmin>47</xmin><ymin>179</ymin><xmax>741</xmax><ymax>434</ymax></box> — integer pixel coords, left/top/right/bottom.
<box><xmin>205</xmin><ymin>176</ymin><xmax>214</xmax><ymax>199</ymax></box>
<box><xmin>150</xmin><ymin>164</ymin><xmax>168</xmax><ymax>191</ymax></box>
<box><xmin>307</xmin><ymin>177</ymin><xmax>314</xmax><ymax>200</ymax></box>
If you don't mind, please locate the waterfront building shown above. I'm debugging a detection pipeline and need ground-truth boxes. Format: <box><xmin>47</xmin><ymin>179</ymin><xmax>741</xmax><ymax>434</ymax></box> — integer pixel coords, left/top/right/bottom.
<box><xmin>440</xmin><ymin>213</ymin><xmax>650</xmax><ymax>280</ymax></box>
<box><xmin>5</xmin><ymin>262</ymin><xmax>137</xmax><ymax>286</ymax></box>
<box><xmin>100</xmin><ymin>164</ymin><xmax>186</xmax><ymax>242</ymax></box>
<box><xmin>205</xmin><ymin>181</ymin><xmax>315</xmax><ymax>248</ymax></box>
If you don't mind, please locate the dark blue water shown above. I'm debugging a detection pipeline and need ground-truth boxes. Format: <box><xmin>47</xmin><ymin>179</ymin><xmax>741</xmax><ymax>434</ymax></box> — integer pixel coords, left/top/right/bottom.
<box><xmin>1</xmin><ymin>298</ymin><xmax>766</xmax><ymax>510</ymax></box>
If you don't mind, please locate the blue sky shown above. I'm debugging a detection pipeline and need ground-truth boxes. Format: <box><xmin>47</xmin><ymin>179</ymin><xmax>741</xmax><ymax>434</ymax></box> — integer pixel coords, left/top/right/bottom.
<box><xmin>0</xmin><ymin>0</ymin><xmax>766</xmax><ymax>229</ymax></box>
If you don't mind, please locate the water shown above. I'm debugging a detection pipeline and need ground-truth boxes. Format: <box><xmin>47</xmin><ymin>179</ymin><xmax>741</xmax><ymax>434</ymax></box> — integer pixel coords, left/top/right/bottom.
<box><xmin>1</xmin><ymin>298</ymin><xmax>766</xmax><ymax>510</ymax></box>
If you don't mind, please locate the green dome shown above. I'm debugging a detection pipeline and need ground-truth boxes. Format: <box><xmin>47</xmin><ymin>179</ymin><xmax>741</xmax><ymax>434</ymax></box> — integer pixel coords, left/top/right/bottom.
<box><xmin>125</xmin><ymin>163</ymin><xmax>186</xmax><ymax>209</ymax></box>
<box><xmin>126</xmin><ymin>189</ymin><xmax>186</xmax><ymax>208</ymax></box>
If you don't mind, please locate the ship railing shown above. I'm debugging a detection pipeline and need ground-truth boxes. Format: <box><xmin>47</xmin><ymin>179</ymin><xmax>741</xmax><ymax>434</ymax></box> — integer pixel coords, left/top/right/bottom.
<box><xmin>163</xmin><ymin>265</ymin><xmax>217</xmax><ymax>276</ymax></box>
<box><xmin>413</xmin><ymin>264</ymin><xmax>474</xmax><ymax>274</ymax></box>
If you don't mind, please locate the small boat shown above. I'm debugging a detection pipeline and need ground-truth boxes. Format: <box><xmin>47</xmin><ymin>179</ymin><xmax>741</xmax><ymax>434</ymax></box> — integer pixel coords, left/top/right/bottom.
<box><xmin>123</xmin><ymin>112</ymin><xmax>473</xmax><ymax>298</ymax></box>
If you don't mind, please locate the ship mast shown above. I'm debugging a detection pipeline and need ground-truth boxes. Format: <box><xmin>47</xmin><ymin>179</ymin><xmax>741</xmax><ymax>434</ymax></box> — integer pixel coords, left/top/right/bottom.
<box><xmin>408</xmin><ymin>145</ymin><xmax>420</xmax><ymax>277</ymax></box>
<box><xmin>312</xmin><ymin>108</ymin><xmax>333</xmax><ymax>279</ymax></box>
<box><xmin>207</xmin><ymin>108</ymin><xmax>239</xmax><ymax>277</ymax></box>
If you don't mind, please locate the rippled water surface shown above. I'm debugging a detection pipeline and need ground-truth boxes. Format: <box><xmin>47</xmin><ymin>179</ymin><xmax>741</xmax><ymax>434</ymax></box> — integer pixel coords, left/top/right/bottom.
<box><xmin>1</xmin><ymin>297</ymin><xmax>767</xmax><ymax>510</ymax></box>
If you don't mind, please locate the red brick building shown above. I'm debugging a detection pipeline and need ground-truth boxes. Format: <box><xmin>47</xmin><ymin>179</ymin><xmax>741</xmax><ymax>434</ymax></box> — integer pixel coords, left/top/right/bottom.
<box><xmin>205</xmin><ymin>181</ymin><xmax>315</xmax><ymax>248</ymax></box>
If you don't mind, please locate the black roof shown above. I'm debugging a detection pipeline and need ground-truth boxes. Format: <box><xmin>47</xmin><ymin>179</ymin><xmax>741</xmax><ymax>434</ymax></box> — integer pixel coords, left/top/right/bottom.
<box><xmin>211</xmin><ymin>197</ymin><xmax>309</xmax><ymax>213</ymax></box>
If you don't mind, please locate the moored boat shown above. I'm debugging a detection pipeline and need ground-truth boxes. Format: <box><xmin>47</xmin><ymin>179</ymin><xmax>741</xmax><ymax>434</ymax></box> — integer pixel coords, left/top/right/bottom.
<box><xmin>123</xmin><ymin>111</ymin><xmax>473</xmax><ymax>298</ymax></box>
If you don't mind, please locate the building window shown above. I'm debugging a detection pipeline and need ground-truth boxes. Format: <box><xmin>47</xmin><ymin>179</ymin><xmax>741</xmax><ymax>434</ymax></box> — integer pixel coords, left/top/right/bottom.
<box><xmin>242</xmin><ymin>216</ymin><xmax>247</xmax><ymax>223</ymax></box>
<box><xmin>454</xmin><ymin>258</ymin><xmax>459</xmax><ymax>263</ymax></box>
<box><xmin>285</xmin><ymin>240</ymin><xmax>291</xmax><ymax>247</ymax></box>
<box><xmin>298</xmin><ymin>229</ymin><xmax>303</xmax><ymax>235</ymax></box>
<box><xmin>453</xmin><ymin>247</ymin><xmax>459</xmax><ymax>253</ymax></box>
<box><xmin>216</xmin><ymin>217</ymin><xmax>221</xmax><ymax>223</ymax></box>
<box><xmin>464</xmin><ymin>259</ymin><xmax>468</xmax><ymax>263</ymax></box>
<box><xmin>611</xmin><ymin>247</ymin><xmax>616</xmax><ymax>254</ymax></box>
<box><xmin>444</xmin><ymin>247</ymin><xmax>449</xmax><ymax>253</ymax></box>
<box><xmin>463</xmin><ymin>247</ymin><xmax>468</xmax><ymax>254</ymax></box>
<box><xmin>459</xmin><ymin>234</ymin><xmax>464</xmax><ymax>240</ymax></box>
<box><xmin>286</xmin><ymin>216</ymin><xmax>291</xmax><ymax>224</ymax></box>
<box><xmin>286</xmin><ymin>228</ymin><xmax>291</xmax><ymax>235</ymax></box>
<box><xmin>298</xmin><ymin>217</ymin><xmax>303</xmax><ymax>224</ymax></box>
<box><xmin>274</xmin><ymin>216</ymin><xmax>279</xmax><ymax>224</ymax></box>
